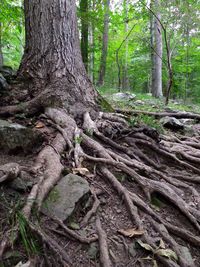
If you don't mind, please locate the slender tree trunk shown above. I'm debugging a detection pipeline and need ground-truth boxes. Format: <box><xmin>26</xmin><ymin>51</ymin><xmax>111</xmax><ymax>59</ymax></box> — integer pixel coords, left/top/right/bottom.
<box><xmin>97</xmin><ymin>0</ymin><xmax>110</xmax><ymax>87</ymax></box>
<box><xmin>17</xmin><ymin>0</ymin><xmax>98</xmax><ymax>114</ymax></box>
<box><xmin>122</xmin><ymin>0</ymin><xmax>129</xmax><ymax>91</ymax></box>
<box><xmin>151</xmin><ymin>0</ymin><xmax>163</xmax><ymax>98</ymax></box>
<box><xmin>184</xmin><ymin>4</ymin><xmax>190</xmax><ymax>103</ymax></box>
<box><xmin>150</xmin><ymin>1</ymin><xmax>154</xmax><ymax>93</ymax></box>
<box><xmin>80</xmin><ymin>0</ymin><xmax>89</xmax><ymax>72</ymax></box>
<box><xmin>89</xmin><ymin>0</ymin><xmax>95</xmax><ymax>82</ymax></box>
<box><xmin>0</xmin><ymin>23</ymin><xmax>3</xmax><ymax>68</ymax></box>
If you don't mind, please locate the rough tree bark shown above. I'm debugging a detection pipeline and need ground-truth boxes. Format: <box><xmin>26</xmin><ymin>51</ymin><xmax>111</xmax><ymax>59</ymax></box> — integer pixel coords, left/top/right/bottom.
<box><xmin>151</xmin><ymin>0</ymin><xmax>163</xmax><ymax>98</ymax></box>
<box><xmin>97</xmin><ymin>0</ymin><xmax>110</xmax><ymax>87</ymax></box>
<box><xmin>80</xmin><ymin>0</ymin><xmax>89</xmax><ymax>72</ymax></box>
<box><xmin>16</xmin><ymin>0</ymin><xmax>98</xmax><ymax>115</ymax></box>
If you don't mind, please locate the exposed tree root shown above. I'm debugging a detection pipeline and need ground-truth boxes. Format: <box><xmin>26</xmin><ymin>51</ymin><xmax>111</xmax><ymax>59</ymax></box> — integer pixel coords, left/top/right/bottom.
<box><xmin>51</xmin><ymin>216</ymin><xmax>98</xmax><ymax>244</ymax></box>
<box><xmin>1</xmin><ymin>107</ymin><xmax>200</xmax><ymax>266</ymax></box>
<box><xmin>80</xmin><ymin>190</ymin><xmax>100</xmax><ymax>228</ymax></box>
<box><xmin>96</xmin><ymin>216</ymin><xmax>112</xmax><ymax>267</ymax></box>
<box><xmin>116</xmin><ymin>108</ymin><xmax>200</xmax><ymax>120</ymax></box>
<box><xmin>28</xmin><ymin>222</ymin><xmax>71</xmax><ymax>266</ymax></box>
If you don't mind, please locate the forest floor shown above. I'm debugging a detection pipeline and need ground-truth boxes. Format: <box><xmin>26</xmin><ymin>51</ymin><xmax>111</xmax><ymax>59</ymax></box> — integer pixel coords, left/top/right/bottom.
<box><xmin>1</xmin><ymin>93</ymin><xmax>200</xmax><ymax>267</ymax></box>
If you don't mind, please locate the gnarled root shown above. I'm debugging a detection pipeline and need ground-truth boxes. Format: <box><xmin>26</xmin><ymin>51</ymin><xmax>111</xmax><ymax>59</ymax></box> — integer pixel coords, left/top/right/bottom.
<box><xmin>1</xmin><ymin>108</ymin><xmax>200</xmax><ymax>266</ymax></box>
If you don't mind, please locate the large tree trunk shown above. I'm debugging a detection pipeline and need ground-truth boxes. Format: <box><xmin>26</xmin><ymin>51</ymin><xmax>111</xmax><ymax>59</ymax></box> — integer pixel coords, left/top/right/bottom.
<box><xmin>0</xmin><ymin>23</ymin><xmax>3</xmax><ymax>68</ymax></box>
<box><xmin>80</xmin><ymin>0</ymin><xmax>89</xmax><ymax>72</ymax></box>
<box><xmin>97</xmin><ymin>0</ymin><xmax>110</xmax><ymax>87</ymax></box>
<box><xmin>17</xmin><ymin>0</ymin><xmax>98</xmax><ymax>115</ymax></box>
<box><xmin>151</xmin><ymin>0</ymin><xmax>163</xmax><ymax>98</ymax></box>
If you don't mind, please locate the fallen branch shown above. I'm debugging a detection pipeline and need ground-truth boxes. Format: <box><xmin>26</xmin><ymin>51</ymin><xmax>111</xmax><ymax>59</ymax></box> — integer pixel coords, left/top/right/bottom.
<box><xmin>116</xmin><ymin>109</ymin><xmax>200</xmax><ymax>120</ymax></box>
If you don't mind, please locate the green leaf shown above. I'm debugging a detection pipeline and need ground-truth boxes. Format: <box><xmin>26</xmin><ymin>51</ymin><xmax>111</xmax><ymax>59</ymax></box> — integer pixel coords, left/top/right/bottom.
<box><xmin>156</xmin><ymin>249</ymin><xmax>178</xmax><ymax>261</ymax></box>
<box><xmin>136</xmin><ymin>240</ymin><xmax>154</xmax><ymax>252</ymax></box>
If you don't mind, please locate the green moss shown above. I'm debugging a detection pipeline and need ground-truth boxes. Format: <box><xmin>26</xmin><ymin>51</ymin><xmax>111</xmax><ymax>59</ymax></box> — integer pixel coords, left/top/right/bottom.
<box><xmin>97</xmin><ymin>94</ymin><xmax>114</xmax><ymax>112</ymax></box>
<box><xmin>46</xmin><ymin>188</ymin><xmax>60</xmax><ymax>203</ymax></box>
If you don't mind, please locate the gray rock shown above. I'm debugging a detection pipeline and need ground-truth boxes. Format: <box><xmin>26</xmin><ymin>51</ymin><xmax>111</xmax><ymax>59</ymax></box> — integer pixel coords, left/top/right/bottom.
<box><xmin>134</xmin><ymin>100</ymin><xmax>145</xmax><ymax>105</ymax></box>
<box><xmin>9</xmin><ymin>171</ymin><xmax>34</xmax><ymax>192</ymax></box>
<box><xmin>88</xmin><ymin>243</ymin><xmax>99</xmax><ymax>260</ymax></box>
<box><xmin>179</xmin><ymin>118</ymin><xmax>195</xmax><ymax>125</ymax></box>
<box><xmin>160</xmin><ymin>116</ymin><xmax>184</xmax><ymax>130</ymax></box>
<box><xmin>0</xmin><ymin>119</ymin><xmax>44</xmax><ymax>153</ymax></box>
<box><xmin>42</xmin><ymin>174</ymin><xmax>90</xmax><ymax>221</ymax></box>
<box><xmin>179</xmin><ymin>246</ymin><xmax>194</xmax><ymax>266</ymax></box>
<box><xmin>0</xmin><ymin>73</ymin><xmax>8</xmax><ymax>91</ymax></box>
<box><xmin>112</xmin><ymin>93</ymin><xmax>136</xmax><ymax>102</ymax></box>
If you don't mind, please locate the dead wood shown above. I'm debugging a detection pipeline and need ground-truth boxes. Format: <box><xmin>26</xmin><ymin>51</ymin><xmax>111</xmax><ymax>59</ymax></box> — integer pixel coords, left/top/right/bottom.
<box><xmin>116</xmin><ymin>109</ymin><xmax>200</xmax><ymax>120</ymax></box>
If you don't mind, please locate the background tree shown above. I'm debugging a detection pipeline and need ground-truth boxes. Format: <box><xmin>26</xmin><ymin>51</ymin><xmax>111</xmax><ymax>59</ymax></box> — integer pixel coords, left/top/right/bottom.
<box><xmin>151</xmin><ymin>0</ymin><xmax>163</xmax><ymax>98</ymax></box>
<box><xmin>97</xmin><ymin>0</ymin><xmax>110</xmax><ymax>87</ymax></box>
<box><xmin>122</xmin><ymin>0</ymin><xmax>130</xmax><ymax>90</ymax></box>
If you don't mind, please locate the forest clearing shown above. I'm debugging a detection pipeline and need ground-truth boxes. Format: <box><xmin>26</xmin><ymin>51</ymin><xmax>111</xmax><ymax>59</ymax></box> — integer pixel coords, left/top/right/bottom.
<box><xmin>0</xmin><ymin>0</ymin><xmax>200</xmax><ymax>267</ymax></box>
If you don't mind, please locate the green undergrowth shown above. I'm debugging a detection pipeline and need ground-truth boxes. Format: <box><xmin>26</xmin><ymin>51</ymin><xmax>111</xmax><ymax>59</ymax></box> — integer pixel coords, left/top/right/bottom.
<box><xmin>129</xmin><ymin>114</ymin><xmax>164</xmax><ymax>134</ymax></box>
<box><xmin>98</xmin><ymin>87</ymin><xmax>200</xmax><ymax>114</ymax></box>
<box><xmin>98</xmin><ymin>87</ymin><xmax>200</xmax><ymax>133</ymax></box>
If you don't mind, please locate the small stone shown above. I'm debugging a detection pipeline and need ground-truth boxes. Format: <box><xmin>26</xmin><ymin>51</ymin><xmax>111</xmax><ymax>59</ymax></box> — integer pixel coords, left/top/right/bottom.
<box><xmin>179</xmin><ymin>118</ymin><xmax>195</xmax><ymax>125</ymax></box>
<box><xmin>179</xmin><ymin>246</ymin><xmax>194</xmax><ymax>266</ymax></box>
<box><xmin>100</xmin><ymin>197</ymin><xmax>107</xmax><ymax>205</ymax></box>
<box><xmin>116</xmin><ymin>209</ymin><xmax>122</xmax><ymax>214</ymax></box>
<box><xmin>112</xmin><ymin>93</ymin><xmax>136</xmax><ymax>102</ymax></box>
<box><xmin>128</xmin><ymin>243</ymin><xmax>137</xmax><ymax>257</ymax></box>
<box><xmin>9</xmin><ymin>178</ymin><xmax>27</xmax><ymax>192</ymax></box>
<box><xmin>134</xmin><ymin>100</ymin><xmax>145</xmax><ymax>105</ymax></box>
<box><xmin>88</xmin><ymin>243</ymin><xmax>98</xmax><ymax>260</ymax></box>
<box><xmin>160</xmin><ymin>116</ymin><xmax>184</xmax><ymax>130</ymax></box>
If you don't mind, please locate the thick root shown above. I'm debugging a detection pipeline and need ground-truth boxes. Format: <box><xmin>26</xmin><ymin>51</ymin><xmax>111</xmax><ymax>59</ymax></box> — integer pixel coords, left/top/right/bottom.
<box><xmin>1</xmin><ymin>108</ymin><xmax>200</xmax><ymax>266</ymax></box>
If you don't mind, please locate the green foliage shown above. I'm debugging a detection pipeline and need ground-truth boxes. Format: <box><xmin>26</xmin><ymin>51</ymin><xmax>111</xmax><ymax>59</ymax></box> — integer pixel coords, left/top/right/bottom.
<box><xmin>17</xmin><ymin>212</ymin><xmax>40</xmax><ymax>256</ymax></box>
<box><xmin>129</xmin><ymin>114</ymin><xmax>164</xmax><ymax>133</ymax></box>
<box><xmin>1</xmin><ymin>0</ymin><xmax>24</xmax><ymax>68</ymax></box>
<box><xmin>1</xmin><ymin>0</ymin><xmax>200</xmax><ymax>103</ymax></box>
<box><xmin>97</xmin><ymin>94</ymin><xmax>114</xmax><ymax>112</ymax></box>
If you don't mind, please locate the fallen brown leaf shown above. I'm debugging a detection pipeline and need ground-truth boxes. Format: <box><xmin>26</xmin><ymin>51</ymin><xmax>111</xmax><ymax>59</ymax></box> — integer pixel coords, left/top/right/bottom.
<box><xmin>72</xmin><ymin>167</ymin><xmax>90</xmax><ymax>176</ymax></box>
<box><xmin>35</xmin><ymin>121</ymin><xmax>45</xmax><ymax>128</ymax></box>
<box><xmin>118</xmin><ymin>228</ymin><xmax>145</xmax><ymax>238</ymax></box>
